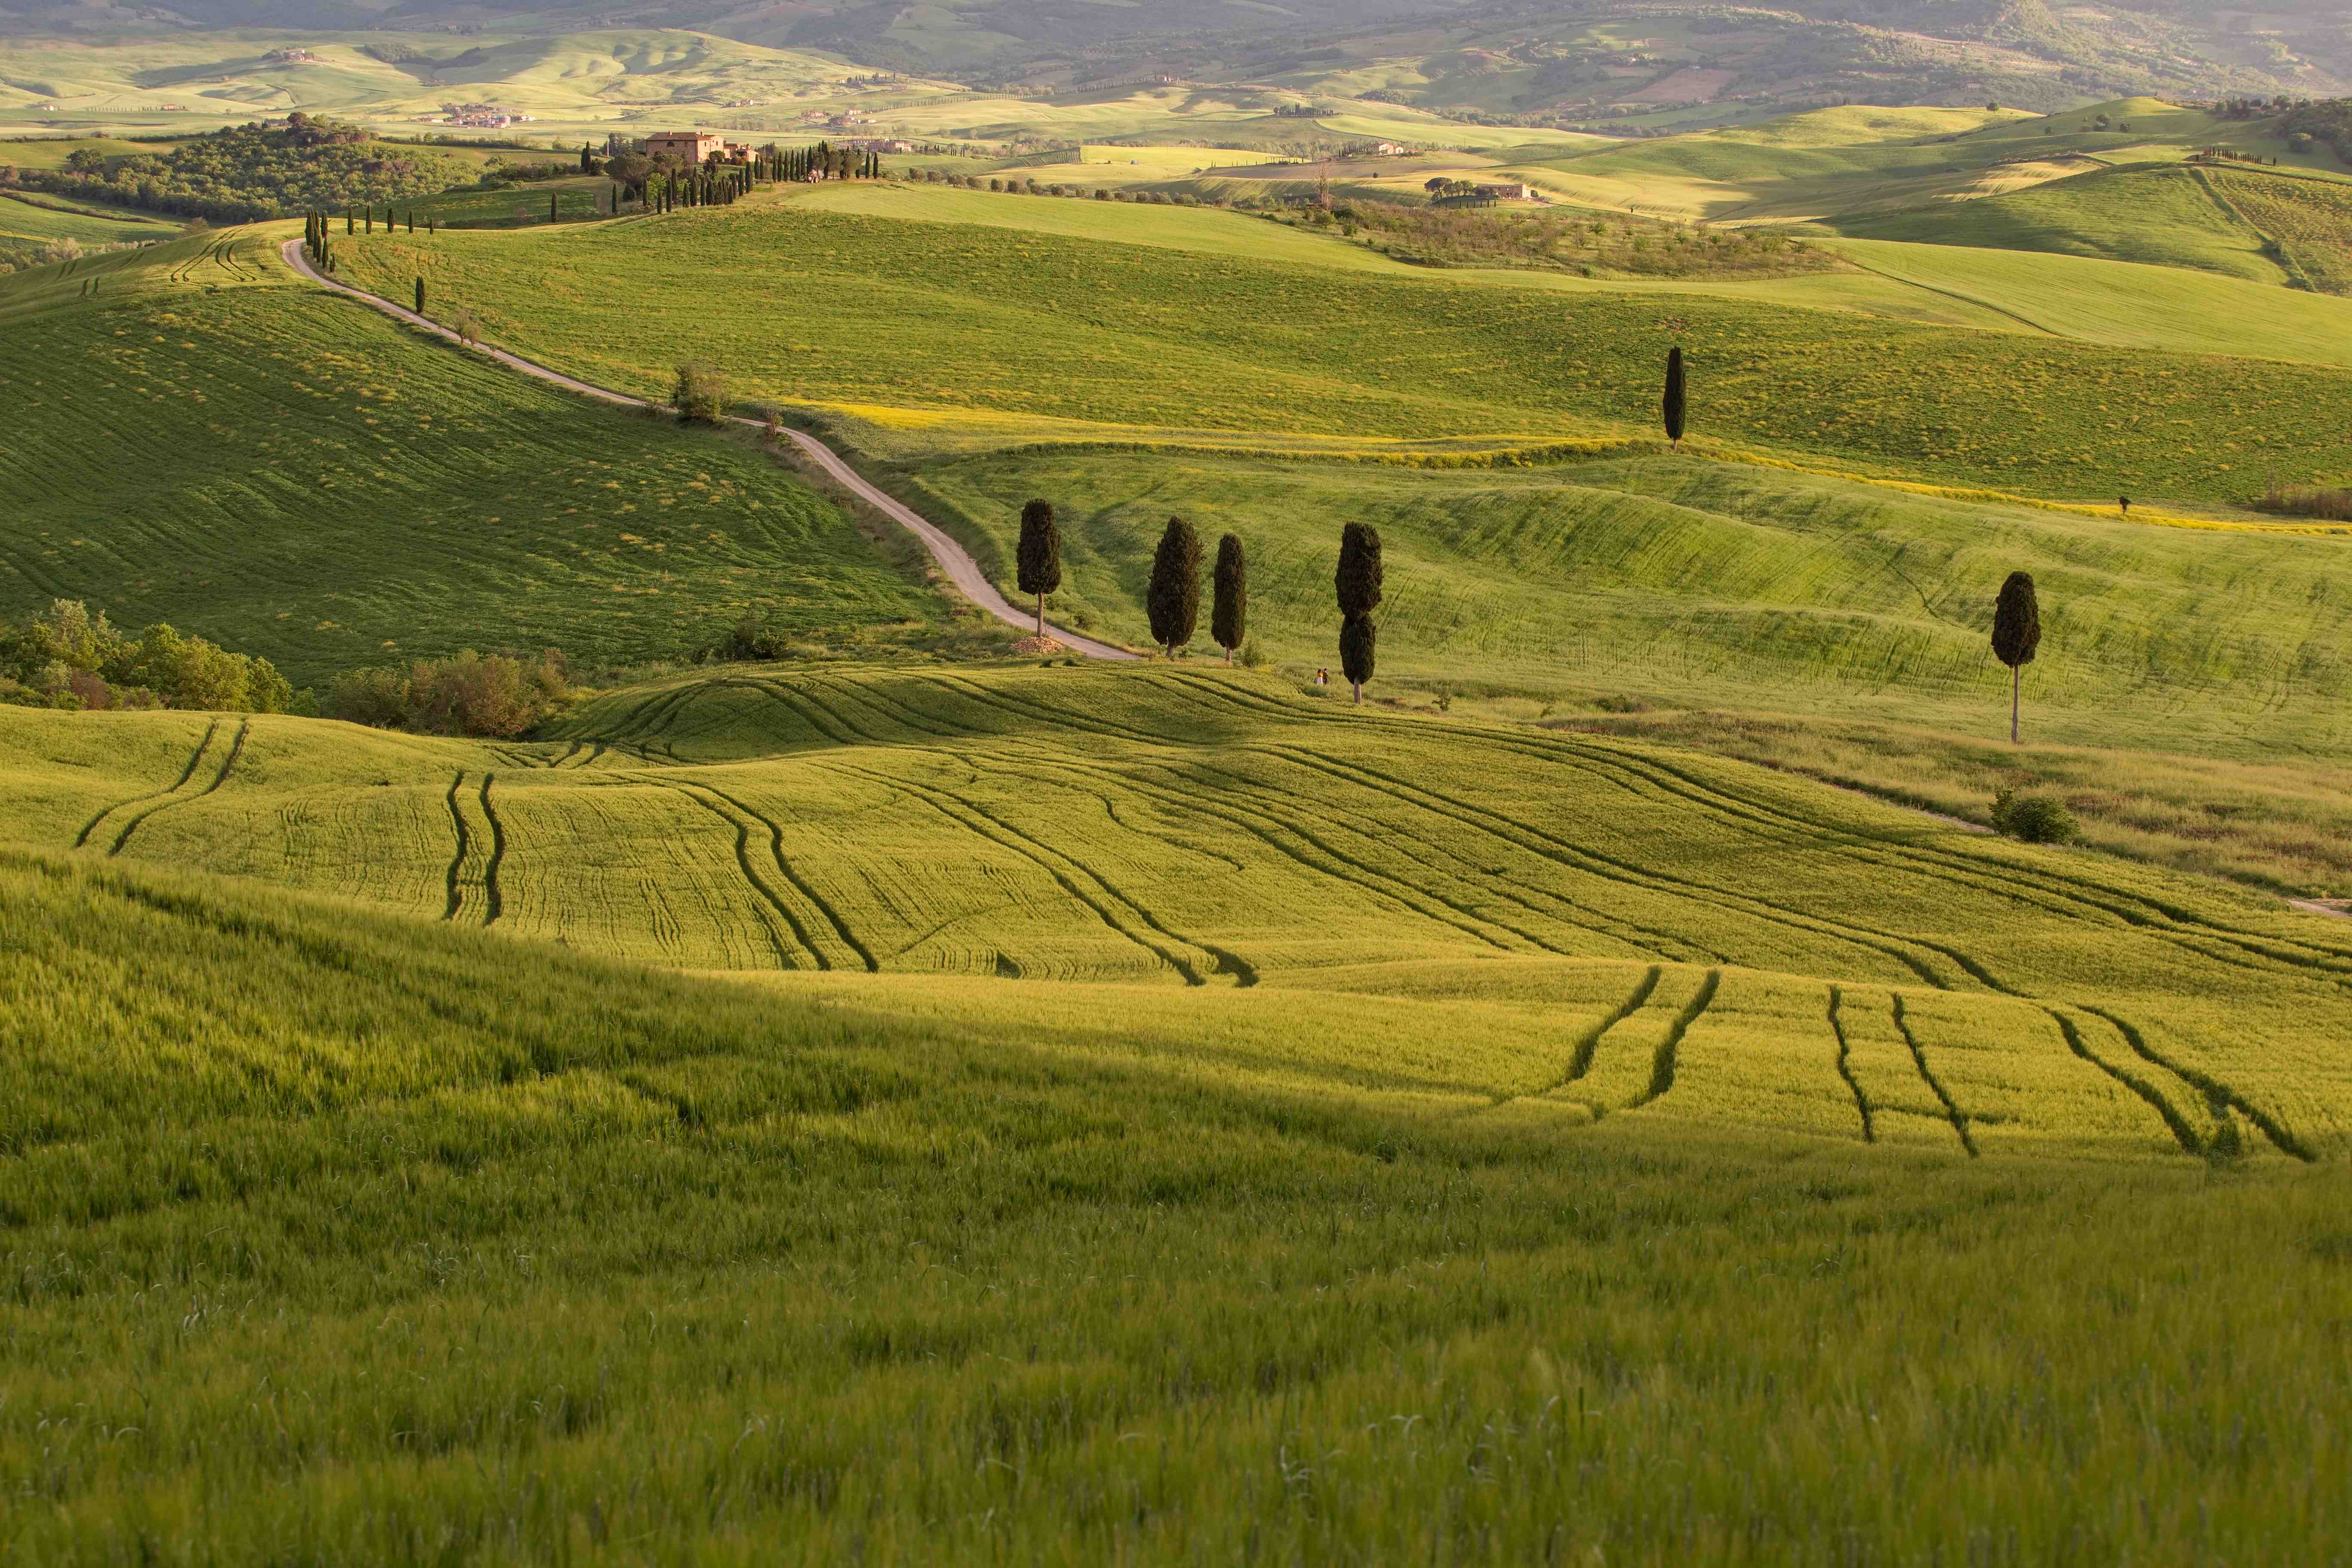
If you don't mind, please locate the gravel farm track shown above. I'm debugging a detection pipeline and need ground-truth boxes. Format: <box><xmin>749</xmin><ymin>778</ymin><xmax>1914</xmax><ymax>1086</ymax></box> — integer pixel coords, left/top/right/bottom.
<box><xmin>280</xmin><ymin>238</ymin><xmax>1134</xmax><ymax>661</ymax></box>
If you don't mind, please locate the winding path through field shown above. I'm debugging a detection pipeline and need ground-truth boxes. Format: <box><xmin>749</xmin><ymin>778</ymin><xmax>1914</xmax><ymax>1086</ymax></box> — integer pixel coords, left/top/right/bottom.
<box><xmin>278</xmin><ymin>239</ymin><xmax>1135</xmax><ymax>661</ymax></box>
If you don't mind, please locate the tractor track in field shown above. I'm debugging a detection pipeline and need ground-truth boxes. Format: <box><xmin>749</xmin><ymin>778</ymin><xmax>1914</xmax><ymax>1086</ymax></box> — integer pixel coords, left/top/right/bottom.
<box><xmin>441</xmin><ymin>770</ymin><xmax>472</xmax><ymax>921</ymax></box>
<box><xmin>2077</xmin><ymin>1003</ymin><xmax>2311</xmax><ymax>1162</ymax></box>
<box><xmin>688</xmin><ymin>779</ymin><xmax>877</xmax><ymax>972</ymax></box>
<box><xmin>1891</xmin><ymin>994</ymin><xmax>1975</xmax><ymax>1157</ymax></box>
<box><xmin>821</xmin><ymin>758</ymin><xmax>1213</xmax><ymax>985</ymax></box>
<box><xmin>641</xmin><ymin>778</ymin><xmax>812</xmax><ymax>971</ymax></box>
<box><xmin>1828</xmin><ymin>986</ymin><xmax>1876</xmax><ymax>1145</ymax></box>
<box><xmin>74</xmin><ymin>719</ymin><xmax>218</xmax><ymax>849</ymax></box>
<box><xmin>478</xmin><ymin>773</ymin><xmax>507</xmax><ymax>925</ymax></box>
<box><xmin>1164</xmin><ymin>674</ymin><xmax>2352</xmax><ymax>980</ymax></box>
<box><xmin>1629</xmin><ymin>968</ymin><xmax>1721</xmax><ymax>1112</ymax></box>
<box><xmin>1566</xmin><ymin>965</ymin><xmax>1663</xmax><ymax>1087</ymax></box>
<box><xmin>2048</xmin><ymin>1008</ymin><xmax>2205</xmax><ymax>1158</ymax></box>
<box><xmin>281</xmin><ymin>238</ymin><xmax>1135</xmax><ymax>662</ymax></box>
<box><xmin>110</xmin><ymin>718</ymin><xmax>248</xmax><ymax>857</ymax></box>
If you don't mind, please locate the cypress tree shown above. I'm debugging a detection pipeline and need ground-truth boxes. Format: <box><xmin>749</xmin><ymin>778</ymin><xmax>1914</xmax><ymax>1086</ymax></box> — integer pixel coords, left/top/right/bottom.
<box><xmin>1991</xmin><ymin>571</ymin><xmax>2042</xmax><ymax>743</ymax></box>
<box><xmin>1335</xmin><ymin>522</ymin><xmax>1383</xmax><ymax>703</ymax></box>
<box><xmin>1015</xmin><ymin>498</ymin><xmax>1062</xmax><ymax>637</ymax></box>
<box><xmin>1339</xmin><ymin>614</ymin><xmax>1376</xmax><ymax>703</ymax></box>
<box><xmin>1212</xmin><ymin>533</ymin><xmax>1247</xmax><ymax>663</ymax></box>
<box><xmin>346</xmin><ymin>207</ymin><xmax>354</xmax><ymax>235</ymax></box>
<box><xmin>1663</xmin><ymin>345</ymin><xmax>1687</xmax><ymax>450</ymax></box>
<box><xmin>414</xmin><ymin>277</ymin><xmax>425</xmax><ymax>315</ymax></box>
<box><xmin>1145</xmin><ymin>515</ymin><xmax>1202</xmax><ymax>658</ymax></box>
<box><xmin>364</xmin><ymin>208</ymin><xmax>373</xmax><ymax>234</ymax></box>
<box><xmin>406</xmin><ymin>209</ymin><xmax>413</xmax><ymax>233</ymax></box>
<box><xmin>428</xmin><ymin>214</ymin><xmax>436</xmax><ymax>235</ymax></box>
<box><xmin>550</xmin><ymin>191</ymin><xmax>559</xmax><ymax>222</ymax></box>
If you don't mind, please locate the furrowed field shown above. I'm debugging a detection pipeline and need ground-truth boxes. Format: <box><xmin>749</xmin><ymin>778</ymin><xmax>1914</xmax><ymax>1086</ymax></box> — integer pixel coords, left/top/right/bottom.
<box><xmin>338</xmin><ymin>196</ymin><xmax>2352</xmax><ymax>505</ymax></box>
<box><xmin>0</xmin><ymin>233</ymin><xmax>944</xmax><ymax>683</ymax></box>
<box><xmin>6</xmin><ymin>659</ymin><xmax>2352</xmax><ymax>1562</ymax></box>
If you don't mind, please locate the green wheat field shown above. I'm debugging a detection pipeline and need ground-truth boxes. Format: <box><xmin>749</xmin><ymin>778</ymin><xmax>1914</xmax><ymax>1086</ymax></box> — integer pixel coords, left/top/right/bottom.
<box><xmin>8</xmin><ymin>88</ymin><xmax>2352</xmax><ymax>1559</ymax></box>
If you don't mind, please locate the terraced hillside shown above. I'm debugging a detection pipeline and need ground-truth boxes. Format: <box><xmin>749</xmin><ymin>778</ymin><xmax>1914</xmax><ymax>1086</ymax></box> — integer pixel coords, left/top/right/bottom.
<box><xmin>7</xmin><ymin>663</ymin><xmax>2348</xmax><ymax>1161</ymax></box>
<box><xmin>337</xmin><ymin>196</ymin><xmax>2352</xmax><ymax>505</ymax></box>
<box><xmin>0</xmin><ymin>230</ymin><xmax>948</xmax><ymax>683</ymax></box>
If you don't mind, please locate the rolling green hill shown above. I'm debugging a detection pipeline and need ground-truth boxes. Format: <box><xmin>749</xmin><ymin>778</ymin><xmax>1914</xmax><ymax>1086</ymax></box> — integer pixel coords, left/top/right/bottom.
<box><xmin>0</xmin><ymin>232</ymin><xmax>948</xmax><ymax>683</ymax></box>
<box><xmin>336</xmin><ymin>196</ymin><xmax>2352</xmax><ymax>505</ymax></box>
<box><xmin>7</xmin><ymin>665</ymin><xmax>2348</xmax><ymax>1161</ymax></box>
<box><xmin>8</xmin><ymin>831</ymin><xmax>2352</xmax><ymax>1561</ymax></box>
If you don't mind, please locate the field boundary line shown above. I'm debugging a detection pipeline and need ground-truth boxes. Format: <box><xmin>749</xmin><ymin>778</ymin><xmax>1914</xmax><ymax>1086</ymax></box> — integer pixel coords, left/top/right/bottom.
<box><xmin>276</xmin><ymin>239</ymin><xmax>1136</xmax><ymax>661</ymax></box>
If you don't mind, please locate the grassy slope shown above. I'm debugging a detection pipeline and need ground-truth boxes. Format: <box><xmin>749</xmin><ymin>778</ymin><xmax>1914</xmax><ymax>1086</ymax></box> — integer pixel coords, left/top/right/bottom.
<box><xmin>5</xmin><ymin>665</ymin><xmax>2348</xmax><ymax>1160</ymax></box>
<box><xmin>0</xmin><ymin>190</ymin><xmax>178</xmax><ymax>247</ymax></box>
<box><xmin>882</xmin><ymin>449</ymin><xmax>2352</xmax><ymax>759</ymax></box>
<box><xmin>1518</xmin><ymin>99</ymin><xmax>2352</xmax><ymax>224</ymax></box>
<box><xmin>1835</xmin><ymin>165</ymin><xmax>2285</xmax><ymax>281</ymax></box>
<box><xmin>6</xmin><ymin>842</ymin><xmax>2350</xmax><ymax>1561</ymax></box>
<box><xmin>338</xmin><ymin>197</ymin><xmax>2352</xmax><ymax>503</ymax></box>
<box><xmin>0</xmin><ymin>230</ymin><xmax>946</xmax><ymax>684</ymax></box>
<box><xmin>2203</xmin><ymin>166</ymin><xmax>2352</xmax><ymax>296</ymax></box>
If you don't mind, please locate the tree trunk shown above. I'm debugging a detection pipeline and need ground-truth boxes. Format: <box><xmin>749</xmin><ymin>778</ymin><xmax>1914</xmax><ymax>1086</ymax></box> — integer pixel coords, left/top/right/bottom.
<box><xmin>2011</xmin><ymin>665</ymin><xmax>2021</xmax><ymax>744</ymax></box>
<box><xmin>1035</xmin><ymin>592</ymin><xmax>1044</xmax><ymax>637</ymax></box>
<box><xmin>1224</xmin><ymin>644</ymin><xmax>1232</xmax><ymax>665</ymax></box>
<box><xmin>1352</xmin><ymin>680</ymin><xmax>1363</xmax><ymax>704</ymax></box>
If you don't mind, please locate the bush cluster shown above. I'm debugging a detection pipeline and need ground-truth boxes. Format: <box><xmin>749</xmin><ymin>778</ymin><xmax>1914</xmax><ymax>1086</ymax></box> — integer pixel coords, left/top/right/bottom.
<box><xmin>325</xmin><ymin>650</ymin><xmax>572</xmax><ymax>738</ymax></box>
<box><xmin>1991</xmin><ymin>788</ymin><xmax>2080</xmax><ymax>845</ymax></box>
<box><xmin>4</xmin><ymin>116</ymin><xmax>466</xmax><ymax>224</ymax></box>
<box><xmin>0</xmin><ymin>600</ymin><xmax>293</xmax><ymax>713</ymax></box>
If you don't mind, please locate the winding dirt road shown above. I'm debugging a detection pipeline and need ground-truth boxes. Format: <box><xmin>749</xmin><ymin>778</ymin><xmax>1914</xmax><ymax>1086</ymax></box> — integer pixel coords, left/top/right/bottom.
<box><xmin>279</xmin><ymin>239</ymin><xmax>1134</xmax><ymax>660</ymax></box>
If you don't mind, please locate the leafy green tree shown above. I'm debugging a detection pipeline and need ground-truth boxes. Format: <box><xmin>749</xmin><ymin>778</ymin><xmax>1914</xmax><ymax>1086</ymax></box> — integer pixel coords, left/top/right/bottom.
<box><xmin>1991</xmin><ymin>571</ymin><xmax>2042</xmax><ymax>743</ymax></box>
<box><xmin>1145</xmin><ymin>516</ymin><xmax>1202</xmax><ymax>658</ymax></box>
<box><xmin>1663</xmin><ymin>345</ymin><xmax>1687</xmax><ymax>450</ymax></box>
<box><xmin>672</xmin><ymin>361</ymin><xmax>727</xmax><ymax>424</ymax></box>
<box><xmin>1212</xmin><ymin>533</ymin><xmax>1247</xmax><ymax>664</ymax></box>
<box><xmin>1015</xmin><ymin>499</ymin><xmax>1062</xmax><ymax>637</ymax></box>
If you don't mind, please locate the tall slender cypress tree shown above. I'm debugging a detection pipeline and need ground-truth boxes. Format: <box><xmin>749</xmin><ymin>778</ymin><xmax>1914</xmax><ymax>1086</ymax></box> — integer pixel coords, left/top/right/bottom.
<box><xmin>1991</xmin><ymin>571</ymin><xmax>2042</xmax><ymax>743</ymax></box>
<box><xmin>414</xmin><ymin>277</ymin><xmax>425</xmax><ymax>315</ymax></box>
<box><xmin>1016</xmin><ymin>499</ymin><xmax>1062</xmax><ymax>637</ymax></box>
<box><xmin>1145</xmin><ymin>516</ymin><xmax>1202</xmax><ymax>659</ymax></box>
<box><xmin>1335</xmin><ymin>522</ymin><xmax>1383</xmax><ymax>704</ymax></box>
<box><xmin>1663</xmin><ymin>345</ymin><xmax>1687</xmax><ymax>450</ymax></box>
<box><xmin>1212</xmin><ymin>533</ymin><xmax>1247</xmax><ymax>664</ymax></box>
<box><xmin>550</xmin><ymin>191</ymin><xmax>559</xmax><ymax>222</ymax></box>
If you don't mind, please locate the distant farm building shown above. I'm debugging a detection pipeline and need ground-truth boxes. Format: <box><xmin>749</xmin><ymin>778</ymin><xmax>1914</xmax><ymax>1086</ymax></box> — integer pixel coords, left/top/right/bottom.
<box><xmin>1475</xmin><ymin>181</ymin><xmax>1531</xmax><ymax>200</ymax></box>
<box><xmin>645</xmin><ymin>131</ymin><xmax>731</xmax><ymax>164</ymax></box>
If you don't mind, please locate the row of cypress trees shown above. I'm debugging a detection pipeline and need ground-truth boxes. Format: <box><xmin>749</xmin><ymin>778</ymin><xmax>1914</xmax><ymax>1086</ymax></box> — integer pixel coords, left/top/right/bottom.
<box><xmin>1018</xmin><ymin>502</ymin><xmax>1393</xmax><ymax>704</ymax></box>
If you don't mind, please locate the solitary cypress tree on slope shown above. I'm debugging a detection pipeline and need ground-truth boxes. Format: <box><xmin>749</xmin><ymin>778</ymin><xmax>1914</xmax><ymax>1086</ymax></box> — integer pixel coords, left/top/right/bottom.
<box><xmin>414</xmin><ymin>277</ymin><xmax>425</xmax><ymax>315</ymax></box>
<box><xmin>1991</xmin><ymin>571</ymin><xmax>2042</xmax><ymax>744</ymax></box>
<box><xmin>1016</xmin><ymin>498</ymin><xmax>1062</xmax><ymax>637</ymax></box>
<box><xmin>1335</xmin><ymin>522</ymin><xmax>1383</xmax><ymax>704</ymax></box>
<box><xmin>1145</xmin><ymin>516</ymin><xmax>1202</xmax><ymax>658</ymax></box>
<box><xmin>1339</xmin><ymin>614</ymin><xmax>1376</xmax><ymax>703</ymax></box>
<box><xmin>1212</xmin><ymin>533</ymin><xmax>1247</xmax><ymax>664</ymax></box>
<box><xmin>1663</xmin><ymin>345</ymin><xmax>1687</xmax><ymax>451</ymax></box>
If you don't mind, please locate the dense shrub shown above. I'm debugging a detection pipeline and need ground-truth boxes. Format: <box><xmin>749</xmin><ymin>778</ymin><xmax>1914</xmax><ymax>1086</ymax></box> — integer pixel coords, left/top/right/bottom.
<box><xmin>1992</xmin><ymin>789</ymin><xmax>2081</xmax><ymax>844</ymax></box>
<box><xmin>6</xmin><ymin>115</ymin><xmax>466</xmax><ymax>224</ymax></box>
<box><xmin>325</xmin><ymin>650</ymin><xmax>571</xmax><ymax>738</ymax></box>
<box><xmin>0</xmin><ymin>600</ymin><xmax>293</xmax><ymax>713</ymax></box>
<box><xmin>672</xmin><ymin>360</ymin><xmax>728</xmax><ymax>423</ymax></box>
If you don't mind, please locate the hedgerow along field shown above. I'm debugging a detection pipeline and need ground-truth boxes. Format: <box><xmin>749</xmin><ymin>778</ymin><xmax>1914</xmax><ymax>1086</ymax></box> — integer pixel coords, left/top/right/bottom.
<box><xmin>0</xmin><ymin>231</ymin><xmax>952</xmax><ymax>684</ymax></box>
<box><xmin>7</xmin><ymin>842</ymin><xmax>2351</xmax><ymax>1563</ymax></box>
<box><xmin>339</xmin><ymin>195</ymin><xmax>2352</xmax><ymax>504</ymax></box>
